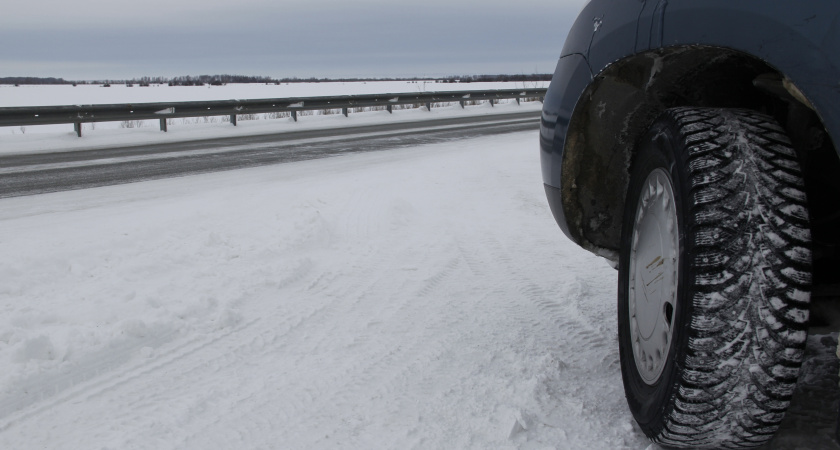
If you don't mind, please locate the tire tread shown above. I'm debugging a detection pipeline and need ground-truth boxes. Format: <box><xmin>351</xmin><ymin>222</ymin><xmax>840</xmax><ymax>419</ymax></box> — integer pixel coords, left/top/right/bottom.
<box><xmin>646</xmin><ymin>108</ymin><xmax>812</xmax><ymax>448</ymax></box>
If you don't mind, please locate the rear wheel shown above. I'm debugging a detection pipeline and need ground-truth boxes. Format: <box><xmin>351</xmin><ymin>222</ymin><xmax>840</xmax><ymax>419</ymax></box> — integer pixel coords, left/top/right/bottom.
<box><xmin>617</xmin><ymin>107</ymin><xmax>813</xmax><ymax>448</ymax></box>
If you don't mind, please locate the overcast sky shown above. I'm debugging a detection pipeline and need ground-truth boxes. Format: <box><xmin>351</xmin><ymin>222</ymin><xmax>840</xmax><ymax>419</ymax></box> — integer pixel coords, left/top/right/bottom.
<box><xmin>1</xmin><ymin>0</ymin><xmax>586</xmax><ymax>80</ymax></box>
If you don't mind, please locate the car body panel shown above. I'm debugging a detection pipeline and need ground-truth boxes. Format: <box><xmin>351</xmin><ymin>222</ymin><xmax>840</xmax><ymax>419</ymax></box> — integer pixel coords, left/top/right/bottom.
<box><xmin>541</xmin><ymin>0</ymin><xmax>840</xmax><ymax>253</ymax></box>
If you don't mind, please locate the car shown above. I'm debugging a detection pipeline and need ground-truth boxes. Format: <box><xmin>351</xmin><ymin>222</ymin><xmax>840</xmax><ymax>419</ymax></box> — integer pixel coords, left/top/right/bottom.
<box><xmin>540</xmin><ymin>1</ymin><xmax>840</xmax><ymax>447</ymax></box>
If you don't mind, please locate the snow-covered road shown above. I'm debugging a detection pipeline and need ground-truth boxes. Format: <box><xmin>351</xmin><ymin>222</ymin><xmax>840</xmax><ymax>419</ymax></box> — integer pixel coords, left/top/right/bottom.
<box><xmin>0</xmin><ymin>131</ymin><xmax>836</xmax><ymax>449</ymax></box>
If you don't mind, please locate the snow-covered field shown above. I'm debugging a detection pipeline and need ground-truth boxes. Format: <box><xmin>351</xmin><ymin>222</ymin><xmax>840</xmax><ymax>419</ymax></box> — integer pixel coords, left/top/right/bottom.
<box><xmin>0</xmin><ymin>81</ymin><xmax>547</xmax><ymax>108</ymax></box>
<box><xmin>0</xmin><ymin>81</ymin><xmax>545</xmax><ymax>156</ymax></box>
<box><xmin>0</xmin><ymin>121</ymin><xmax>836</xmax><ymax>446</ymax></box>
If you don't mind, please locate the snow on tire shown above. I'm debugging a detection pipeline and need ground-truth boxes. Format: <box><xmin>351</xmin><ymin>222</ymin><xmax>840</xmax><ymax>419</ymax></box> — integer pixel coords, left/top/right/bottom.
<box><xmin>617</xmin><ymin>107</ymin><xmax>812</xmax><ymax>448</ymax></box>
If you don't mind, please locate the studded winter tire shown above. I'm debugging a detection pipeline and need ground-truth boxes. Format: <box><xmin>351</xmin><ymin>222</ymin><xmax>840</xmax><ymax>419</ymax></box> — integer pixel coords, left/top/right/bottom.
<box><xmin>617</xmin><ymin>107</ymin><xmax>813</xmax><ymax>448</ymax></box>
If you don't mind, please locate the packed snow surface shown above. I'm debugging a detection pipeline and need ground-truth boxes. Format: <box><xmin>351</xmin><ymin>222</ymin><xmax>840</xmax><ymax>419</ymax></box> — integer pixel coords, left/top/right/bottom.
<box><xmin>0</xmin><ymin>131</ymin><xmax>836</xmax><ymax>448</ymax></box>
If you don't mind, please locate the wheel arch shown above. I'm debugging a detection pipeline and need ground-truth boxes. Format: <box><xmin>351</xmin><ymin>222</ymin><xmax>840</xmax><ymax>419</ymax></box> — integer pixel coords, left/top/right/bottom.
<box><xmin>560</xmin><ymin>44</ymin><xmax>839</xmax><ymax>262</ymax></box>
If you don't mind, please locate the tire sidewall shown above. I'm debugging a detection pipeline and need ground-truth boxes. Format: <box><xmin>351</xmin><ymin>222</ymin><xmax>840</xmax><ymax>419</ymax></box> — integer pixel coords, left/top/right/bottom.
<box><xmin>617</xmin><ymin>114</ymin><xmax>693</xmax><ymax>435</ymax></box>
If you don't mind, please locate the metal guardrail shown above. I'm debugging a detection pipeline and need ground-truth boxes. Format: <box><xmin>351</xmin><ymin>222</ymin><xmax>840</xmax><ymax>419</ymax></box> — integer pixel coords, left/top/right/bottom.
<box><xmin>0</xmin><ymin>88</ymin><xmax>547</xmax><ymax>137</ymax></box>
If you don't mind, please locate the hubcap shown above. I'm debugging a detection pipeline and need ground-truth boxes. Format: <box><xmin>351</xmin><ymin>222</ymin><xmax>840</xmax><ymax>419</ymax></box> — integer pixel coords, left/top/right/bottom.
<box><xmin>628</xmin><ymin>168</ymin><xmax>679</xmax><ymax>385</ymax></box>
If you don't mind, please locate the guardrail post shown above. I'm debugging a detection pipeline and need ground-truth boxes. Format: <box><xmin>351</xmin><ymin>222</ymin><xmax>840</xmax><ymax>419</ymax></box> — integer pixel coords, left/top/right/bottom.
<box><xmin>230</xmin><ymin>114</ymin><xmax>237</xmax><ymax>126</ymax></box>
<box><xmin>489</xmin><ymin>99</ymin><xmax>495</xmax><ymax>107</ymax></box>
<box><xmin>459</xmin><ymin>100</ymin><xmax>465</xmax><ymax>109</ymax></box>
<box><xmin>387</xmin><ymin>105</ymin><xmax>392</xmax><ymax>114</ymax></box>
<box><xmin>426</xmin><ymin>102</ymin><xmax>431</xmax><ymax>111</ymax></box>
<box><xmin>516</xmin><ymin>97</ymin><xmax>521</xmax><ymax>105</ymax></box>
<box><xmin>160</xmin><ymin>118</ymin><xmax>167</xmax><ymax>132</ymax></box>
<box><xmin>291</xmin><ymin>111</ymin><xmax>297</xmax><ymax>122</ymax></box>
<box><xmin>74</xmin><ymin>122</ymin><xmax>82</xmax><ymax>137</ymax></box>
<box><xmin>342</xmin><ymin>107</ymin><xmax>348</xmax><ymax>117</ymax></box>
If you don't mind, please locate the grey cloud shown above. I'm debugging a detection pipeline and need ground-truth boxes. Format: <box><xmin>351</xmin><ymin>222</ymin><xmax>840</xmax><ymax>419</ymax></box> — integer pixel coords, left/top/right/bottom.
<box><xmin>1</xmin><ymin>1</ymin><xmax>583</xmax><ymax>79</ymax></box>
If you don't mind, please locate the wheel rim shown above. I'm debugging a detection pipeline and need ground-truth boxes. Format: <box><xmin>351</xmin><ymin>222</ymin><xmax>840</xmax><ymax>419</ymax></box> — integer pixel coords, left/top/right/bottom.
<box><xmin>628</xmin><ymin>168</ymin><xmax>679</xmax><ymax>385</ymax></box>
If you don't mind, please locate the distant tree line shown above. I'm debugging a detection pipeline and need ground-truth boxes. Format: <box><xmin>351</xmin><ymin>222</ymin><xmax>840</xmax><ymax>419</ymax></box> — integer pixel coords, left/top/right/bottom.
<box><xmin>2</xmin><ymin>73</ymin><xmax>552</xmax><ymax>86</ymax></box>
<box><xmin>166</xmin><ymin>75</ymin><xmax>277</xmax><ymax>86</ymax></box>
<box><xmin>442</xmin><ymin>74</ymin><xmax>552</xmax><ymax>83</ymax></box>
<box><xmin>0</xmin><ymin>77</ymin><xmax>72</xmax><ymax>85</ymax></box>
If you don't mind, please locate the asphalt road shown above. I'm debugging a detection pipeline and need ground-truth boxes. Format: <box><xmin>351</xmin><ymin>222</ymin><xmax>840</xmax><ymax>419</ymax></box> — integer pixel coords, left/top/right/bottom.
<box><xmin>0</xmin><ymin>111</ymin><xmax>539</xmax><ymax>198</ymax></box>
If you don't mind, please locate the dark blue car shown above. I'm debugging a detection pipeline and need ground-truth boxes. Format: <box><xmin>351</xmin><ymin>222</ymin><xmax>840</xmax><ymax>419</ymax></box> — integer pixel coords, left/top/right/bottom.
<box><xmin>540</xmin><ymin>1</ymin><xmax>840</xmax><ymax>447</ymax></box>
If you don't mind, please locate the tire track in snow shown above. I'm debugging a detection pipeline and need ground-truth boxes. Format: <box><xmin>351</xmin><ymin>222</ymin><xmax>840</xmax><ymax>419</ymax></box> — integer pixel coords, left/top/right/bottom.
<box><xmin>0</xmin><ymin>317</ymin><xmax>259</xmax><ymax>433</ymax></box>
<box><xmin>0</xmin><ymin>241</ymin><xmax>334</xmax><ymax>437</ymax></box>
<box><xmin>482</xmin><ymin>233</ymin><xmax>612</xmax><ymax>361</ymax></box>
<box><xmin>161</xmin><ymin>245</ymin><xmax>471</xmax><ymax>447</ymax></box>
<box><xmin>449</xmin><ymin>227</ymin><xmax>627</xmax><ymax>444</ymax></box>
<box><xmin>279</xmin><ymin>248</ymin><xmax>467</xmax><ymax>444</ymax></box>
<box><xmin>416</xmin><ymin>257</ymin><xmax>461</xmax><ymax>297</ymax></box>
<box><xmin>149</xmin><ymin>211</ymin><xmax>454</xmax><ymax>445</ymax></box>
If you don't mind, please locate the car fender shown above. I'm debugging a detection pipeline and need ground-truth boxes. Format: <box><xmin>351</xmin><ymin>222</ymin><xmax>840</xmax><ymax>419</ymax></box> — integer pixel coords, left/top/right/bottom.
<box><xmin>541</xmin><ymin>0</ymin><xmax>840</xmax><ymax>259</ymax></box>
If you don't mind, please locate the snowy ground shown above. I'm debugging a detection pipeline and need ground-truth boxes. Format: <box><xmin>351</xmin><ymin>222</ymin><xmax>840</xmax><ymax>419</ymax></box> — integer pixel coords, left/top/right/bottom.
<box><xmin>0</xmin><ymin>130</ymin><xmax>836</xmax><ymax>448</ymax></box>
